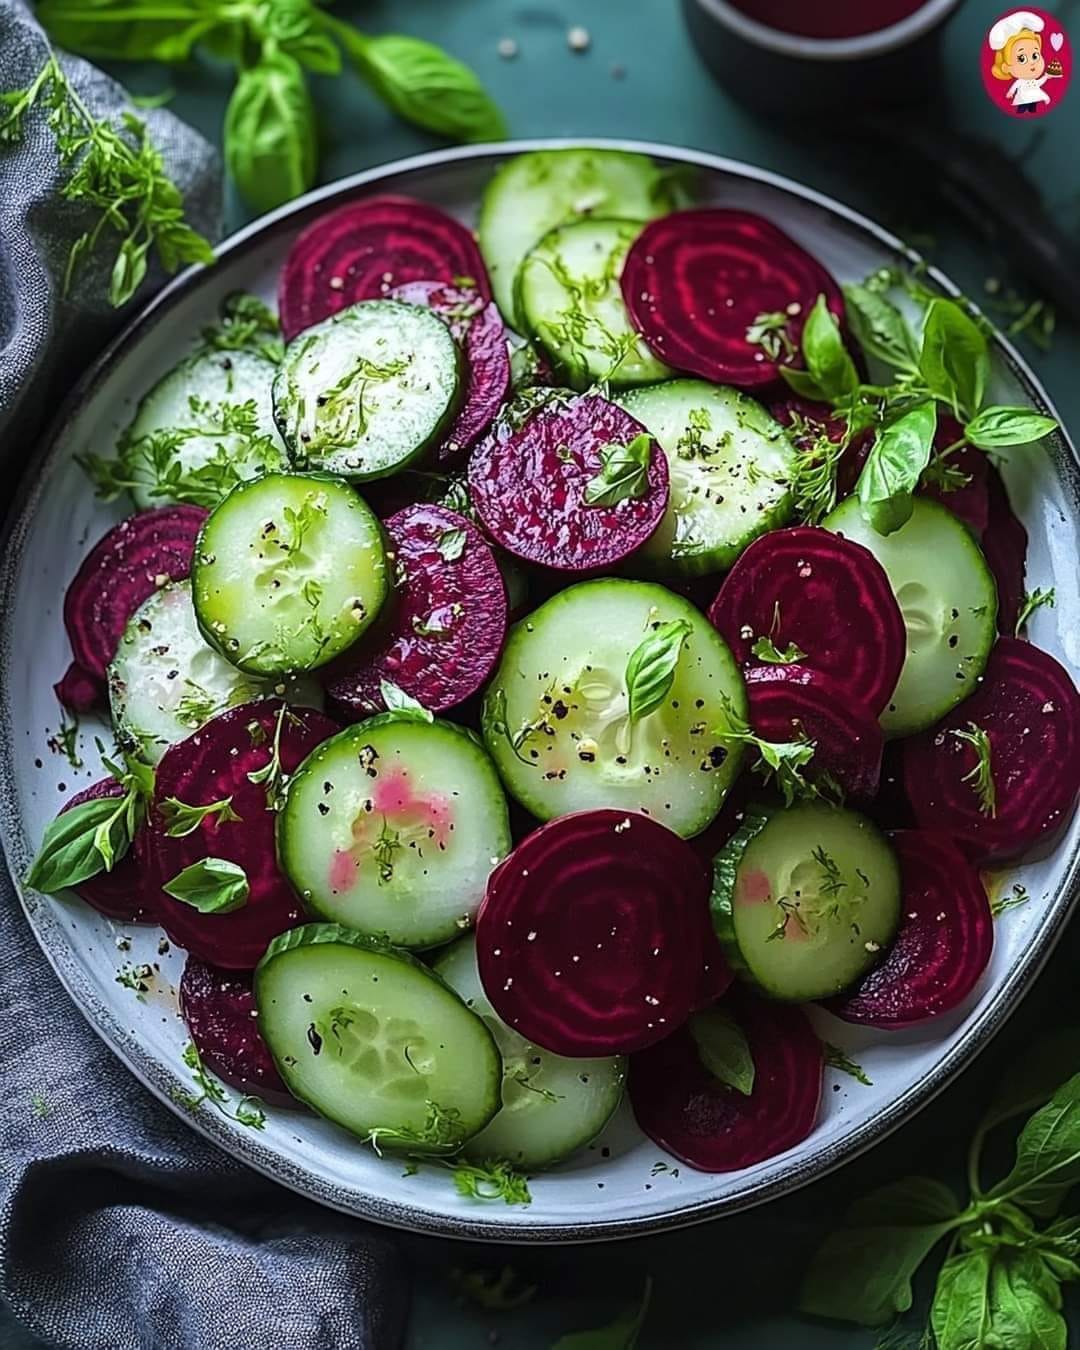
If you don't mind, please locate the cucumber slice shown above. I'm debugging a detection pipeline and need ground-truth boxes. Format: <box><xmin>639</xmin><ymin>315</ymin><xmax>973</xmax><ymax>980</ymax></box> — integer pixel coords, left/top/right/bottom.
<box><xmin>618</xmin><ymin>380</ymin><xmax>796</xmax><ymax>575</ymax></box>
<box><xmin>479</xmin><ymin>149</ymin><xmax>686</xmax><ymax>329</ymax></box>
<box><xmin>279</xmin><ymin>716</ymin><xmax>511</xmax><ymax>949</ymax></box>
<box><xmin>481</xmin><ymin>579</ymin><xmax>746</xmax><ymax>838</ymax></box>
<box><xmin>255</xmin><ymin>923</ymin><xmax>501</xmax><ymax>1152</ymax></box>
<box><xmin>824</xmin><ymin>497</ymin><xmax>998</xmax><ymax>737</ymax></box>
<box><xmin>107</xmin><ymin>580</ymin><xmax>319</xmax><ymax>764</ymax></box>
<box><xmin>434</xmin><ymin>936</ymin><xmax>626</xmax><ymax>1169</ymax></box>
<box><xmin>121</xmin><ymin>348</ymin><xmax>287</xmax><ymax>510</ymax></box>
<box><xmin>272</xmin><ymin>300</ymin><xmax>460</xmax><ymax>481</ymax></box>
<box><xmin>516</xmin><ymin>218</ymin><xmax>671</xmax><ymax>390</ymax></box>
<box><xmin>711</xmin><ymin>803</ymin><xmax>901</xmax><ymax>1002</ymax></box>
<box><xmin>192</xmin><ymin>472</ymin><xmax>388</xmax><ymax>677</ymax></box>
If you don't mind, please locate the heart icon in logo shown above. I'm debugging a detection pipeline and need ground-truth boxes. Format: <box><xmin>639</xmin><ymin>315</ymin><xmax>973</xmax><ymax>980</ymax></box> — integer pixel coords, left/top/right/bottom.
<box><xmin>1050</xmin><ymin>31</ymin><xmax>1065</xmax><ymax>52</ymax></box>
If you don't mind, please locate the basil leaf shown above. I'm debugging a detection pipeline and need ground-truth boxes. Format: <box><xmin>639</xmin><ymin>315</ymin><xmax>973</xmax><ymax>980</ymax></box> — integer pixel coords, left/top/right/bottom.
<box><xmin>750</xmin><ymin>637</ymin><xmax>805</xmax><ymax>665</ymax></box>
<box><xmin>379</xmin><ymin>679</ymin><xmax>434</xmax><ymax>723</ymax></box>
<box><xmin>842</xmin><ymin>283</ymin><xmax>921</xmax><ymax>373</ymax></box>
<box><xmin>778</xmin><ymin>367</ymin><xmax>828</xmax><ymax>401</ymax></box>
<box><xmin>931</xmin><ymin>1250</ymin><xmax>993</xmax><ymax>1350</ymax></box>
<box><xmin>25</xmin><ymin>796</ymin><xmax>133</xmax><ymax>893</ymax></box>
<box><xmin>552</xmin><ymin>1276</ymin><xmax>652</xmax><ymax>1350</ymax></box>
<box><xmin>799</xmin><ymin>1176</ymin><xmax>962</xmax><ymax>1326</ymax></box>
<box><xmin>283</xmin><ymin>31</ymin><xmax>342</xmax><ymax>76</ymax></box>
<box><xmin>987</xmin><ymin>1073</ymin><xmax>1080</xmax><ymax>1217</ymax></box>
<box><xmin>801</xmin><ymin>294</ymin><xmax>858</xmax><ymax>403</ymax></box>
<box><xmin>583</xmin><ymin>434</ymin><xmax>654</xmax><ymax>507</ymax></box>
<box><xmin>986</xmin><ymin>1250</ymin><xmax>1067</xmax><ymax>1350</ymax></box>
<box><xmin>224</xmin><ymin>50</ymin><xmax>317</xmax><ymax>214</ymax></box>
<box><xmin>965</xmin><ymin>406</ymin><xmax>1058</xmax><ymax>450</ymax></box>
<box><xmin>919</xmin><ymin>299</ymin><xmax>989</xmax><ymax>420</ymax></box>
<box><xmin>857</xmin><ymin>400</ymin><xmax>938</xmax><ymax>536</ymax></box>
<box><xmin>159</xmin><ymin>796</ymin><xmax>242</xmax><ymax>838</ymax></box>
<box><xmin>625</xmin><ymin>620</ymin><xmax>692</xmax><ymax>724</ymax></box>
<box><xmin>36</xmin><ymin>0</ymin><xmax>217</xmax><ymax>61</ymax></box>
<box><xmin>688</xmin><ymin>1007</ymin><xmax>754</xmax><ymax>1096</ymax></box>
<box><xmin>162</xmin><ymin>858</ymin><xmax>249</xmax><ymax>914</ymax></box>
<box><xmin>335</xmin><ymin>28</ymin><xmax>506</xmax><ymax>143</ymax></box>
<box><xmin>436</xmin><ymin>528</ymin><xmax>467</xmax><ymax>562</ymax></box>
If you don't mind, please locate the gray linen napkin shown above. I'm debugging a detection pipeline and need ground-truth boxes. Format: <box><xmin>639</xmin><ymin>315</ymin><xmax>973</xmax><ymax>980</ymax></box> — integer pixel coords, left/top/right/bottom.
<box><xmin>0</xmin><ymin>5</ymin><xmax>407</xmax><ymax>1347</ymax></box>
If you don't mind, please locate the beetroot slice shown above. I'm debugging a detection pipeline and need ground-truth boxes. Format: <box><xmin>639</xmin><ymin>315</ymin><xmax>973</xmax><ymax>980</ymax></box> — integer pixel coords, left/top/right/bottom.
<box><xmin>55</xmin><ymin>662</ymin><xmax>103</xmax><ymax>714</ymax></box>
<box><xmin>629</xmin><ymin>989</ymin><xmax>822</xmax><ymax>1172</ymax></box>
<box><xmin>60</xmin><ymin>506</ymin><xmax>207</xmax><ymax>699</ymax></box>
<box><xmin>389</xmin><ymin>280</ymin><xmax>511</xmax><ymax>467</ymax></box>
<box><xmin>324</xmin><ymin>504</ymin><xmax>507</xmax><ymax>719</ymax></box>
<box><xmin>745</xmin><ymin>664</ymin><xmax>883</xmax><ymax>799</ymax></box>
<box><xmin>829</xmin><ymin>832</ymin><xmax>993</xmax><ymax>1028</ymax></box>
<box><xmin>278</xmin><ymin>195</ymin><xmax>490</xmax><ymax>341</ymax></box>
<box><xmin>694</xmin><ymin>918</ymin><xmax>735</xmax><ymax>1011</ymax></box>
<box><xmin>902</xmin><ymin>638</ymin><xmax>1079</xmax><ymax>865</ymax></box>
<box><xmin>468</xmin><ymin>394</ymin><xmax>668</xmax><ymax>572</ymax></box>
<box><xmin>708</xmin><ymin>526</ymin><xmax>905</xmax><ymax>716</ymax></box>
<box><xmin>476</xmin><ymin>810</ymin><xmax>708</xmax><ymax>1056</ymax></box>
<box><xmin>621</xmin><ymin>209</ymin><xmax>844</xmax><ymax>388</ymax></box>
<box><xmin>179</xmin><ymin>957</ymin><xmax>294</xmax><ymax>1107</ymax></box>
<box><xmin>982</xmin><ymin>466</ymin><xmax>1028</xmax><ymax>635</ymax></box>
<box><xmin>149</xmin><ymin>702</ymin><xmax>339</xmax><ymax>968</ymax></box>
<box><xmin>769</xmin><ymin>395</ymin><xmax>873</xmax><ymax>504</ymax></box>
<box><xmin>60</xmin><ymin>780</ymin><xmax>156</xmax><ymax>923</ymax></box>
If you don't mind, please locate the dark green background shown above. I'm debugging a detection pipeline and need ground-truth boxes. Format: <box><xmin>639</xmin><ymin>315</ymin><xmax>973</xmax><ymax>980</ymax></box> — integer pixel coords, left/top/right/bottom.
<box><xmin>5</xmin><ymin>0</ymin><xmax>1080</xmax><ymax>1345</ymax></box>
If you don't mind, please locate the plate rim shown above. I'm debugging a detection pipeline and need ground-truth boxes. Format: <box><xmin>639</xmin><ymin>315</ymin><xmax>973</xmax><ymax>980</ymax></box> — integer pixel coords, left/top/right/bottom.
<box><xmin>2</xmin><ymin>137</ymin><xmax>1078</xmax><ymax>1244</ymax></box>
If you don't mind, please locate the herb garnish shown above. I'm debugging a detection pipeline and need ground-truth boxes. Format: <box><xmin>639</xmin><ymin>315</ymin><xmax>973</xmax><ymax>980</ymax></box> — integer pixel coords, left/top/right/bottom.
<box><xmin>171</xmin><ymin>1040</ymin><xmax>266</xmax><ymax>1129</ymax></box>
<box><xmin>246</xmin><ymin>703</ymin><xmax>299</xmax><ymax>810</ymax></box>
<box><xmin>0</xmin><ymin>52</ymin><xmax>213</xmax><ymax>306</ymax></box>
<box><xmin>1015</xmin><ymin>587</ymin><xmax>1055</xmax><ymax>637</ymax></box>
<box><xmin>436</xmin><ymin>527</ymin><xmax>467</xmax><ymax>562</ymax></box>
<box><xmin>824</xmin><ymin>1043</ymin><xmax>873</xmax><ymax>1086</ymax></box>
<box><xmin>162</xmin><ymin>857</ymin><xmax>249</xmax><ymax>913</ymax></box>
<box><xmin>379</xmin><ymin>680</ymin><xmax>434</xmax><ymax>722</ymax></box>
<box><xmin>30</xmin><ymin>1092</ymin><xmax>51</xmax><ymax>1119</ymax></box>
<box><xmin>48</xmin><ymin>706</ymin><xmax>84</xmax><ymax>770</ymax></box>
<box><xmin>363</xmin><ymin>1099</ymin><xmax>464</xmax><ymax>1154</ymax></box>
<box><xmin>713</xmin><ymin>693</ymin><xmax>840</xmax><ymax>809</ymax></box>
<box><xmin>951</xmin><ymin>722</ymin><xmax>997</xmax><ymax>818</ymax></box>
<box><xmin>583</xmin><ymin>433</ymin><xmax>654</xmax><ymax>507</ymax></box>
<box><xmin>991</xmin><ymin>883</ymin><xmax>1031</xmax><ymax>919</ymax></box>
<box><xmin>689</xmin><ymin>1007</ymin><xmax>755</xmax><ymax>1096</ymax></box>
<box><xmin>625</xmin><ymin>619</ymin><xmax>692</xmax><ymax>724</ymax></box>
<box><xmin>746</xmin><ymin>309</ymin><xmax>797</xmax><ymax>362</ymax></box>
<box><xmin>159</xmin><ymin>795</ymin><xmax>242</xmax><ymax>837</ymax></box>
<box><xmin>751</xmin><ymin>636</ymin><xmax>806</xmax><ymax>665</ymax></box>
<box><xmin>449</xmin><ymin>1159</ymin><xmax>532</xmax><ymax>1206</ymax></box>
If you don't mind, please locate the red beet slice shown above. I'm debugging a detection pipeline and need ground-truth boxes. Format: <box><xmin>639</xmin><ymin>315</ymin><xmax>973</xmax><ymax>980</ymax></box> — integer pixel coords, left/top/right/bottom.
<box><xmin>149</xmin><ymin>702</ymin><xmax>339</xmax><ymax>968</ymax></box>
<box><xmin>389</xmin><ymin>279</ymin><xmax>511</xmax><ymax>467</ymax></box>
<box><xmin>745</xmin><ymin>664</ymin><xmax>883</xmax><ymax>799</ymax></box>
<box><xmin>829</xmin><ymin>832</ymin><xmax>993</xmax><ymax>1029</ymax></box>
<box><xmin>278</xmin><ymin>195</ymin><xmax>490</xmax><ymax>341</ymax></box>
<box><xmin>476</xmin><ymin>810</ymin><xmax>708</xmax><ymax>1056</ymax></box>
<box><xmin>54</xmin><ymin>662</ymin><xmax>103</xmax><ymax>714</ymax></box>
<box><xmin>694</xmin><ymin>919</ymin><xmax>735</xmax><ymax>1011</ymax></box>
<box><xmin>708</xmin><ymin>526</ymin><xmax>905</xmax><ymax>716</ymax></box>
<box><xmin>629</xmin><ymin>989</ymin><xmax>822</xmax><ymax>1172</ymax></box>
<box><xmin>59</xmin><ymin>779</ymin><xmax>156</xmax><ymax>923</ymax></box>
<box><xmin>179</xmin><ymin>957</ymin><xmax>294</xmax><ymax>1107</ymax></box>
<box><xmin>982</xmin><ymin>466</ymin><xmax>1028</xmax><ymax>635</ymax></box>
<box><xmin>468</xmin><ymin>394</ymin><xmax>668</xmax><ymax>572</ymax></box>
<box><xmin>324</xmin><ymin>504</ymin><xmax>507</xmax><ymax>719</ymax></box>
<box><xmin>902</xmin><ymin>638</ymin><xmax>1080</xmax><ymax>864</ymax></box>
<box><xmin>59</xmin><ymin>506</ymin><xmax>207</xmax><ymax>704</ymax></box>
<box><xmin>770</xmin><ymin>394</ymin><xmax>873</xmax><ymax>504</ymax></box>
<box><xmin>621</xmin><ymin>209</ymin><xmax>844</xmax><ymax>388</ymax></box>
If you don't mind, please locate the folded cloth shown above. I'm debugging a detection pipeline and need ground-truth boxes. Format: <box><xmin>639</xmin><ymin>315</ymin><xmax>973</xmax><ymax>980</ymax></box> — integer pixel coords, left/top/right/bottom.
<box><xmin>0</xmin><ymin>4</ymin><xmax>407</xmax><ymax>1346</ymax></box>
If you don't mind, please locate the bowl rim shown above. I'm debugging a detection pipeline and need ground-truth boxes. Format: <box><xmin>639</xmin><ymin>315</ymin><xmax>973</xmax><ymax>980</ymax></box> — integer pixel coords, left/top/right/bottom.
<box><xmin>2</xmin><ymin>136</ymin><xmax>1077</xmax><ymax>1244</ymax></box>
<box><xmin>688</xmin><ymin>0</ymin><xmax>963</xmax><ymax>62</ymax></box>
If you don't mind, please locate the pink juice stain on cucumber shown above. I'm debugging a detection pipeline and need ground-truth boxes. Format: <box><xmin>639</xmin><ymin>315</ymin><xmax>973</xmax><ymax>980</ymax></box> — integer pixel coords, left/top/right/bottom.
<box><xmin>737</xmin><ymin>869</ymin><xmax>772</xmax><ymax>905</ymax></box>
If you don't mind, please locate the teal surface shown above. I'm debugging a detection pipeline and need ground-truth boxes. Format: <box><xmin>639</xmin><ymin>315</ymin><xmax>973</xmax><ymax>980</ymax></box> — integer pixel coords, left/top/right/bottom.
<box><xmin>5</xmin><ymin>0</ymin><xmax>1080</xmax><ymax>1346</ymax></box>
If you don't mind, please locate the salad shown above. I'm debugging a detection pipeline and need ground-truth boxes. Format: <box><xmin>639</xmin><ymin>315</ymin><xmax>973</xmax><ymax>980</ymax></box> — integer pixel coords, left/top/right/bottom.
<box><xmin>27</xmin><ymin>148</ymin><xmax>1080</xmax><ymax>1201</ymax></box>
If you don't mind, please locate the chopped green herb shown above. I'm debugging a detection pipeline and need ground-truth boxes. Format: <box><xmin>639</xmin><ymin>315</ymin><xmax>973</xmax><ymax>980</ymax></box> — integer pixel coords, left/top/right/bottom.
<box><xmin>751</xmin><ymin>636</ymin><xmax>806</xmax><ymax>665</ymax></box>
<box><xmin>159</xmin><ymin>795</ymin><xmax>241</xmax><ymax>837</ymax></box>
<box><xmin>48</xmin><ymin>706</ymin><xmax>83</xmax><ymax>769</ymax></box>
<box><xmin>745</xmin><ymin>309</ymin><xmax>797</xmax><ymax>362</ymax></box>
<box><xmin>1015</xmin><ymin>587</ymin><xmax>1055</xmax><ymax>636</ymax></box>
<box><xmin>582</xmin><ymin>433</ymin><xmax>654</xmax><ymax>507</ymax></box>
<box><xmin>449</xmin><ymin>1159</ymin><xmax>532</xmax><ymax>1206</ymax></box>
<box><xmin>991</xmin><ymin>884</ymin><xmax>1031</xmax><ymax>919</ymax></box>
<box><xmin>246</xmin><ymin>703</ymin><xmax>298</xmax><ymax>810</ymax></box>
<box><xmin>171</xmin><ymin>1040</ymin><xmax>266</xmax><ymax>1128</ymax></box>
<box><xmin>824</xmin><ymin>1043</ymin><xmax>873</xmax><ymax>1086</ymax></box>
<box><xmin>436</xmin><ymin>527</ymin><xmax>468</xmax><ymax>561</ymax></box>
<box><xmin>951</xmin><ymin>722</ymin><xmax>997</xmax><ymax>818</ymax></box>
<box><xmin>30</xmin><ymin>1092</ymin><xmax>51</xmax><ymax>1119</ymax></box>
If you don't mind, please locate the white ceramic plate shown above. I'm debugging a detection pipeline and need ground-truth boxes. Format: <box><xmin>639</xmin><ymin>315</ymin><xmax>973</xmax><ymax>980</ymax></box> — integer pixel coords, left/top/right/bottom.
<box><xmin>2</xmin><ymin>140</ymin><xmax>1078</xmax><ymax>1243</ymax></box>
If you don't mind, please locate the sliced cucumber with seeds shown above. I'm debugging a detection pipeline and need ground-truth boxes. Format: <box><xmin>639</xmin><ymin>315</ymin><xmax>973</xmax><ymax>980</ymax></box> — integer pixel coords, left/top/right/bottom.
<box><xmin>279</xmin><ymin>716</ymin><xmax>511</xmax><ymax>949</ymax></box>
<box><xmin>516</xmin><ymin>218</ymin><xmax>671</xmax><ymax>390</ymax></box>
<box><xmin>618</xmin><ymin>380</ymin><xmax>796</xmax><ymax>576</ymax></box>
<box><xmin>824</xmin><ymin>496</ymin><xmax>998</xmax><ymax>737</ymax></box>
<box><xmin>121</xmin><ymin>348</ymin><xmax>286</xmax><ymax>510</ymax></box>
<box><xmin>711</xmin><ymin>803</ymin><xmax>901</xmax><ymax>1002</ymax></box>
<box><xmin>273</xmin><ymin>300</ymin><xmax>460</xmax><ymax>481</ymax></box>
<box><xmin>108</xmin><ymin>580</ymin><xmax>319</xmax><ymax>764</ymax></box>
<box><xmin>192</xmin><ymin>472</ymin><xmax>387</xmax><ymax>677</ymax></box>
<box><xmin>255</xmin><ymin>923</ymin><xmax>501</xmax><ymax>1152</ymax></box>
<box><xmin>434</xmin><ymin>936</ymin><xmax>626</xmax><ymax>1169</ymax></box>
<box><xmin>481</xmin><ymin>579</ymin><xmax>746</xmax><ymax>838</ymax></box>
<box><xmin>479</xmin><ymin>148</ymin><xmax>686</xmax><ymax>329</ymax></box>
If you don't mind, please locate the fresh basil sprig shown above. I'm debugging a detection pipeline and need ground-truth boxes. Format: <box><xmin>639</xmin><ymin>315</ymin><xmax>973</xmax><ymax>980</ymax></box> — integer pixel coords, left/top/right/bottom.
<box><xmin>36</xmin><ymin>0</ymin><xmax>506</xmax><ymax>213</ymax></box>
<box><xmin>799</xmin><ymin>1062</ymin><xmax>1080</xmax><ymax>1347</ymax></box>
<box><xmin>625</xmin><ymin>620</ymin><xmax>691</xmax><ymax>724</ymax></box>
<box><xmin>583</xmin><ymin>434</ymin><xmax>654</xmax><ymax>507</ymax></box>
<box><xmin>379</xmin><ymin>679</ymin><xmax>435</xmax><ymax>723</ymax></box>
<box><xmin>26</xmin><ymin>752</ymin><xmax>154</xmax><ymax>893</ymax></box>
<box><xmin>163</xmin><ymin>857</ymin><xmax>249</xmax><ymax>913</ymax></box>
<box><xmin>688</xmin><ymin>1008</ymin><xmax>755</xmax><ymax>1097</ymax></box>
<box><xmin>857</xmin><ymin>401</ymin><xmax>938</xmax><ymax>536</ymax></box>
